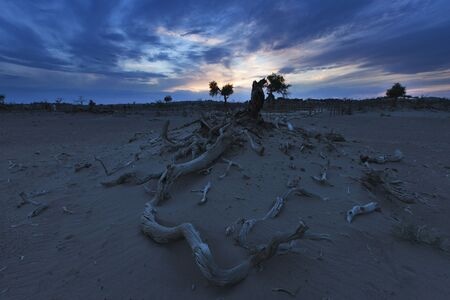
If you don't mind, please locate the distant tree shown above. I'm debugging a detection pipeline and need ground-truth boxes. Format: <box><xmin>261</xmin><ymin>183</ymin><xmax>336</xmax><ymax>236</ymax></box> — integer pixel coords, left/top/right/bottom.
<box><xmin>0</xmin><ymin>94</ymin><xmax>5</xmax><ymax>105</ymax></box>
<box><xmin>386</xmin><ymin>83</ymin><xmax>406</xmax><ymax>98</ymax></box>
<box><xmin>164</xmin><ymin>95</ymin><xmax>173</xmax><ymax>103</ymax></box>
<box><xmin>209</xmin><ymin>81</ymin><xmax>220</xmax><ymax>97</ymax></box>
<box><xmin>266</xmin><ymin>73</ymin><xmax>290</xmax><ymax>100</ymax></box>
<box><xmin>55</xmin><ymin>97</ymin><xmax>63</xmax><ymax>104</ymax></box>
<box><xmin>221</xmin><ymin>84</ymin><xmax>234</xmax><ymax>103</ymax></box>
<box><xmin>209</xmin><ymin>81</ymin><xmax>234</xmax><ymax>105</ymax></box>
<box><xmin>88</xmin><ymin>99</ymin><xmax>96</xmax><ymax>112</ymax></box>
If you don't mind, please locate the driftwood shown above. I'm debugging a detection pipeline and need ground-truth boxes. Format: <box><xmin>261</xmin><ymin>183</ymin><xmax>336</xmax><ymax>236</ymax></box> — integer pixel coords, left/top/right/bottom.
<box><xmin>152</xmin><ymin>131</ymin><xmax>234</xmax><ymax>206</ymax></box>
<box><xmin>234</xmin><ymin>189</ymin><xmax>298</xmax><ymax>248</ymax></box>
<box><xmin>360</xmin><ymin>149</ymin><xmax>403</xmax><ymax>164</ymax></box>
<box><xmin>219</xmin><ymin>158</ymin><xmax>243</xmax><ymax>179</ymax></box>
<box><xmin>140</xmin><ymin>120</ymin><xmax>313</xmax><ymax>286</ymax></box>
<box><xmin>28</xmin><ymin>203</ymin><xmax>49</xmax><ymax>218</ymax></box>
<box><xmin>191</xmin><ymin>181</ymin><xmax>211</xmax><ymax>205</ymax></box>
<box><xmin>94</xmin><ymin>155</ymin><xmax>138</xmax><ymax>176</ymax></box>
<box><xmin>142</xmin><ymin>202</ymin><xmax>307</xmax><ymax>286</ymax></box>
<box><xmin>273</xmin><ymin>117</ymin><xmax>294</xmax><ymax>131</ymax></box>
<box><xmin>161</xmin><ymin>120</ymin><xmax>181</xmax><ymax>148</ymax></box>
<box><xmin>101</xmin><ymin>171</ymin><xmax>162</xmax><ymax>187</ymax></box>
<box><xmin>62</xmin><ymin>206</ymin><xmax>74</xmax><ymax>214</ymax></box>
<box><xmin>346</xmin><ymin>202</ymin><xmax>379</xmax><ymax>223</ymax></box>
<box><xmin>311</xmin><ymin>163</ymin><xmax>333</xmax><ymax>186</ymax></box>
<box><xmin>244</xmin><ymin>130</ymin><xmax>264</xmax><ymax>156</ymax></box>
<box><xmin>17</xmin><ymin>190</ymin><xmax>48</xmax><ymax>208</ymax></box>
<box><xmin>74</xmin><ymin>162</ymin><xmax>92</xmax><ymax>172</ymax></box>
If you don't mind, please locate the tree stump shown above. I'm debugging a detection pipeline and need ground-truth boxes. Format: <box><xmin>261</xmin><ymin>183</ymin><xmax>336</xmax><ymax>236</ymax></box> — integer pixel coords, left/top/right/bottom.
<box><xmin>248</xmin><ymin>79</ymin><xmax>266</xmax><ymax>118</ymax></box>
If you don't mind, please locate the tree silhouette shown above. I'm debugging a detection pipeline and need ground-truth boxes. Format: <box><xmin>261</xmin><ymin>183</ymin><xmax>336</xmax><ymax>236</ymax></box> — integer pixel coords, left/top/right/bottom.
<box><xmin>0</xmin><ymin>94</ymin><xmax>5</xmax><ymax>105</ymax></box>
<box><xmin>386</xmin><ymin>83</ymin><xmax>406</xmax><ymax>98</ymax></box>
<box><xmin>88</xmin><ymin>99</ymin><xmax>96</xmax><ymax>112</ymax></box>
<box><xmin>164</xmin><ymin>95</ymin><xmax>173</xmax><ymax>103</ymax></box>
<box><xmin>266</xmin><ymin>73</ymin><xmax>290</xmax><ymax>99</ymax></box>
<box><xmin>209</xmin><ymin>81</ymin><xmax>234</xmax><ymax>105</ymax></box>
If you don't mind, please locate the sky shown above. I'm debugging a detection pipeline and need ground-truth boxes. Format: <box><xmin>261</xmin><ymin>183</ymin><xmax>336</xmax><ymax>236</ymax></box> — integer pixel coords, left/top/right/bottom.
<box><xmin>1</xmin><ymin>0</ymin><xmax>450</xmax><ymax>103</ymax></box>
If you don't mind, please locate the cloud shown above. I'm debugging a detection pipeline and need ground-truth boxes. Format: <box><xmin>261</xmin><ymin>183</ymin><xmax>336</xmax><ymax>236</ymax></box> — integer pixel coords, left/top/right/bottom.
<box><xmin>0</xmin><ymin>0</ymin><xmax>450</xmax><ymax>102</ymax></box>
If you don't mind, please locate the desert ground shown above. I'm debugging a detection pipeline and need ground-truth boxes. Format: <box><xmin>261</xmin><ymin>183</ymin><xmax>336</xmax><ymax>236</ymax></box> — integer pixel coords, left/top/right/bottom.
<box><xmin>1</xmin><ymin>108</ymin><xmax>450</xmax><ymax>299</ymax></box>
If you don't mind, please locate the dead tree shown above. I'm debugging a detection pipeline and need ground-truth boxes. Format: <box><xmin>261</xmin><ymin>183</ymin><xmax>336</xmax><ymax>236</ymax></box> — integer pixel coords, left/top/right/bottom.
<box><xmin>247</xmin><ymin>79</ymin><xmax>266</xmax><ymax>119</ymax></box>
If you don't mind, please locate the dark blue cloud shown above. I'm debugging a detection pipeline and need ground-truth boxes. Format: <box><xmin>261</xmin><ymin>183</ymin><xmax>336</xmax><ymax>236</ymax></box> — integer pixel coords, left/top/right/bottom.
<box><xmin>0</xmin><ymin>0</ymin><xmax>450</xmax><ymax>102</ymax></box>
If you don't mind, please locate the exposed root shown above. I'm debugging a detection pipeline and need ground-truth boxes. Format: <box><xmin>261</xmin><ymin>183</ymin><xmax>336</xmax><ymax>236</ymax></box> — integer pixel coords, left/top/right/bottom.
<box><xmin>141</xmin><ymin>201</ymin><xmax>308</xmax><ymax>286</ymax></box>
<box><xmin>62</xmin><ymin>206</ymin><xmax>74</xmax><ymax>214</ymax></box>
<box><xmin>172</xmin><ymin>135</ymin><xmax>208</xmax><ymax>161</ymax></box>
<box><xmin>191</xmin><ymin>181</ymin><xmax>211</xmax><ymax>205</ymax></box>
<box><xmin>219</xmin><ymin>158</ymin><xmax>243</xmax><ymax>179</ymax></box>
<box><xmin>152</xmin><ymin>130</ymin><xmax>234</xmax><ymax>206</ymax></box>
<box><xmin>360</xmin><ymin>149</ymin><xmax>403</xmax><ymax>164</ymax></box>
<box><xmin>74</xmin><ymin>162</ymin><xmax>92</xmax><ymax>172</ymax></box>
<box><xmin>346</xmin><ymin>202</ymin><xmax>379</xmax><ymax>223</ymax></box>
<box><xmin>273</xmin><ymin>117</ymin><xmax>294</xmax><ymax>131</ymax></box>
<box><xmin>17</xmin><ymin>190</ymin><xmax>48</xmax><ymax>208</ymax></box>
<box><xmin>311</xmin><ymin>162</ymin><xmax>333</xmax><ymax>186</ymax></box>
<box><xmin>94</xmin><ymin>155</ymin><xmax>137</xmax><ymax>176</ymax></box>
<box><xmin>244</xmin><ymin>130</ymin><xmax>264</xmax><ymax>156</ymax></box>
<box><xmin>272</xmin><ymin>287</ymin><xmax>299</xmax><ymax>297</ymax></box>
<box><xmin>28</xmin><ymin>203</ymin><xmax>49</xmax><ymax>218</ymax></box>
<box><xmin>101</xmin><ymin>171</ymin><xmax>162</xmax><ymax>187</ymax></box>
<box><xmin>161</xmin><ymin>120</ymin><xmax>182</xmax><ymax>148</ymax></box>
<box><xmin>235</xmin><ymin>189</ymin><xmax>298</xmax><ymax>248</ymax></box>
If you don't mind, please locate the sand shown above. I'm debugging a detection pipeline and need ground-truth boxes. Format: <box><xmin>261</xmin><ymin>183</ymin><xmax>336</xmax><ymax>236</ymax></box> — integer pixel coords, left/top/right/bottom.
<box><xmin>1</xmin><ymin>109</ymin><xmax>450</xmax><ymax>299</ymax></box>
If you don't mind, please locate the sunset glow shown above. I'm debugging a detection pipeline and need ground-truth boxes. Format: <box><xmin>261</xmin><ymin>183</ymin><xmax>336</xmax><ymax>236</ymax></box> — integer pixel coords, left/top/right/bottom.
<box><xmin>1</xmin><ymin>1</ymin><xmax>449</xmax><ymax>102</ymax></box>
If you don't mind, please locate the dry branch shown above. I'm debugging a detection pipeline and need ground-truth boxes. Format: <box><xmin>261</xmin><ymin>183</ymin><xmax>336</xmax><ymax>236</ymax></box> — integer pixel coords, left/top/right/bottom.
<box><xmin>219</xmin><ymin>158</ymin><xmax>243</xmax><ymax>179</ymax></box>
<box><xmin>17</xmin><ymin>191</ymin><xmax>48</xmax><ymax>208</ymax></box>
<box><xmin>28</xmin><ymin>203</ymin><xmax>49</xmax><ymax>218</ymax></box>
<box><xmin>101</xmin><ymin>171</ymin><xmax>162</xmax><ymax>187</ymax></box>
<box><xmin>274</xmin><ymin>117</ymin><xmax>294</xmax><ymax>131</ymax></box>
<box><xmin>94</xmin><ymin>155</ymin><xmax>137</xmax><ymax>176</ymax></box>
<box><xmin>62</xmin><ymin>206</ymin><xmax>74</xmax><ymax>214</ymax></box>
<box><xmin>311</xmin><ymin>163</ymin><xmax>333</xmax><ymax>186</ymax></box>
<box><xmin>191</xmin><ymin>181</ymin><xmax>211</xmax><ymax>205</ymax></box>
<box><xmin>346</xmin><ymin>202</ymin><xmax>379</xmax><ymax>223</ymax></box>
<box><xmin>244</xmin><ymin>130</ymin><xmax>264</xmax><ymax>156</ymax></box>
<box><xmin>235</xmin><ymin>189</ymin><xmax>297</xmax><ymax>248</ymax></box>
<box><xmin>141</xmin><ymin>201</ymin><xmax>308</xmax><ymax>286</ymax></box>
<box><xmin>360</xmin><ymin>149</ymin><xmax>403</xmax><ymax>164</ymax></box>
<box><xmin>152</xmin><ymin>130</ymin><xmax>234</xmax><ymax>206</ymax></box>
<box><xmin>74</xmin><ymin>162</ymin><xmax>92</xmax><ymax>172</ymax></box>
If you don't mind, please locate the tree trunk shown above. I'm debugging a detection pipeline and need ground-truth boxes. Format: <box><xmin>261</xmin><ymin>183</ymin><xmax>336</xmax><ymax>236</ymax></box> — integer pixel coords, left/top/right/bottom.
<box><xmin>247</xmin><ymin>79</ymin><xmax>266</xmax><ymax>118</ymax></box>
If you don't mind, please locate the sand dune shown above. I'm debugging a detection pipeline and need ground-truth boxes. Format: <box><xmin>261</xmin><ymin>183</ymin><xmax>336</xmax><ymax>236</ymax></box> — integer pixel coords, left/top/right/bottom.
<box><xmin>1</xmin><ymin>109</ymin><xmax>450</xmax><ymax>299</ymax></box>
